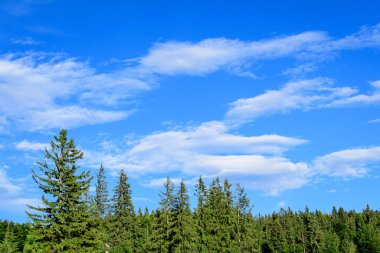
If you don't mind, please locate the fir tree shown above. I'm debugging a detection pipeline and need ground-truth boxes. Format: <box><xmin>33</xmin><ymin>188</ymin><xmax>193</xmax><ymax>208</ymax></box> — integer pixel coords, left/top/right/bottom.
<box><xmin>203</xmin><ymin>177</ymin><xmax>225</xmax><ymax>252</ymax></box>
<box><xmin>108</xmin><ymin>170</ymin><xmax>136</xmax><ymax>253</ymax></box>
<box><xmin>171</xmin><ymin>180</ymin><xmax>197</xmax><ymax>252</ymax></box>
<box><xmin>151</xmin><ymin>177</ymin><xmax>175</xmax><ymax>253</ymax></box>
<box><xmin>95</xmin><ymin>164</ymin><xmax>109</xmax><ymax>218</ymax></box>
<box><xmin>24</xmin><ymin>129</ymin><xmax>104</xmax><ymax>252</ymax></box>
<box><xmin>235</xmin><ymin>183</ymin><xmax>256</xmax><ymax>253</ymax></box>
<box><xmin>194</xmin><ymin>176</ymin><xmax>208</xmax><ymax>252</ymax></box>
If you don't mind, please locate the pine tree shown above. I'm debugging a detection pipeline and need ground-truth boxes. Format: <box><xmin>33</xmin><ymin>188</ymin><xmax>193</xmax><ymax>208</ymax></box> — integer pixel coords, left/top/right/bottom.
<box><xmin>24</xmin><ymin>129</ymin><xmax>104</xmax><ymax>252</ymax></box>
<box><xmin>108</xmin><ymin>170</ymin><xmax>136</xmax><ymax>253</ymax></box>
<box><xmin>235</xmin><ymin>183</ymin><xmax>256</xmax><ymax>253</ymax></box>
<box><xmin>203</xmin><ymin>177</ymin><xmax>226</xmax><ymax>252</ymax></box>
<box><xmin>194</xmin><ymin>176</ymin><xmax>208</xmax><ymax>252</ymax></box>
<box><xmin>0</xmin><ymin>225</ymin><xmax>19</xmax><ymax>253</ymax></box>
<box><xmin>171</xmin><ymin>180</ymin><xmax>197</xmax><ymax>252</ymax></box>
<box><xmin>151</xmin><ymin>177</ymin><xmax>175</xmax><ymax>253</ymax></box>
<box><xmin>221</xmin><ymin>179</ymin><xmax>238</xmax><ymax>252</ymax></box>
<box><xmin>95</xmin><ymin>164</ymin><xmax>109</xmax><ymax>218</ymax></box>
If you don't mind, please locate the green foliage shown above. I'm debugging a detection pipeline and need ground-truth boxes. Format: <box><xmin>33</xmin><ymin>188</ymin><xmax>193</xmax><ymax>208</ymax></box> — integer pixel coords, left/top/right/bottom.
<box><xmin>0</xmin><ymin>225</ymin><xmax>20</xmax><ymax>253</ymax></box>
<box><xmin>171</xmin><ymin>180</ymin><xmax>197</xmax><ymax>252</ymax></box>
<box><xmin>24</xmin><ymin>129</ymin><xmax>105</xmax><ymax>252</ymax></box>
<box><xmin>150</xmin><ymin>177</ymin><xmax>176</xmax><ymax>252</ymax></box>
<box><xmin>108</xmin><ymin>170</ymin><xmax>136</xmax><ymax>252</ymax></box>
<box><xmin>95</xmin><ymin>164</ymin><xmax>109</xmax><ymax>218</ymax></box>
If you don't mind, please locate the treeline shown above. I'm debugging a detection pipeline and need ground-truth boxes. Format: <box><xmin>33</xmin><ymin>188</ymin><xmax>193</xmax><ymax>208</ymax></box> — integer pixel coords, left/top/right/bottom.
<box><xmin>1</xmin><ymin>129</ymin><xmax>380</xmax><ymax>252</ymax></box>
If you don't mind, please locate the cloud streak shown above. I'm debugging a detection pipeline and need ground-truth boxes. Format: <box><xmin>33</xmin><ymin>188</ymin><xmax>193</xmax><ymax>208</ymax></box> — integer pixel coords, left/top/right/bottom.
<box><xmin>313</xmin><ymin>146</ymin><xmax>380</xmax><ymax>178</ymax></box>
<box><xmin>137</xmin><ymin>24</ymin><xmax>380</xmax><ymax>77</ymax></box>
<box><xmin>0</xmin><ymin>53</ymin><xmax>149</xmax><ymax>131</ymax></box>
<box><xmin>226</xmin><ymin>78</ymin><xmax>380</xmax><ymax>123</ymax></box>
<box><xmin>15</xmin><ymin>140</ymin><xmax>48</xmax><ymax>151</ymax></box>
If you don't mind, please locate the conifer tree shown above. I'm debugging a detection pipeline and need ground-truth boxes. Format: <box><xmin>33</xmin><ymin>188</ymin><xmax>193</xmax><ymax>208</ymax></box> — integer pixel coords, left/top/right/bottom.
<box><xmin>235</xmin><ymin>183</ymin><xmax>256</xmax><ymax>252</ymax></box>
<box><xmin>221</xmin><ymin>179</ymin><xmax>238</xmax><ymax>252</ymax></box>
<box><xmin>135</xmin><ymin>207</ymin><xmax>153</xmax><ymax>252</ymax></box>
<box><xmin>151</xmin><ymin>177</ymin><xmax>175</xmax><ymax>253</ymax></box>
<box><xmin>109</xmin><ymin>170</ymin><xmax>136</xmax><ymax>252</ymax></box>
<box><xmin>171</xmin><ymin>180</ymin><xmax>197</xmax><ymax>252</ymax></box>
<box><xmin>0</xmin><ymin>225</ymin><xmax>19</xmax><ymax>253</ymax></box>
<box><xmin>203</xmin><ymin>177</ymin><xmax>225</xmax><ymax>252</ymax></box>
<box><xmin>194</xmin><ymin>176</ymin><xmax>208</xmax><ymax>252</ymax></box>
<box><xmin>95</xmin><ymin>164</ymin><xmax>109</xmax><ymax>218</ymax></box>
<box><xmin>24</xmin><ymin>129</ymin><xmax>104</xmax><ymax>252</ymax></box>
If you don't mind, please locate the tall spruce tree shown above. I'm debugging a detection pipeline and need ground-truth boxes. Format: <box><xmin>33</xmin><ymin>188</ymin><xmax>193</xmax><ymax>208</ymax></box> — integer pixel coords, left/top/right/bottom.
<box><xmin>203</xmin><ymin>177</ymin><xmax>225</xmax><ymax>252</ymax></box>
<box><xmin>151</xmin><ymin>177</ymin><xmax>175</xmax><ymax>253</ymax></box>
<box><xmin>235</xmin><ymin>183</ymin><xmax>256</xmax><ymax>252</ymax></box>
<box><xmin>95</xmin><ymin>164</ymin><xmax>109</xmax><ymax>218</ymax></box>
<box><xmin>171</xmin><ymin>180</ymin><xmax>197</xmax><ymax>252</ymax></box>
<box><xmin>24</xmin><ymin>129</ymin><xmax>104</xmax><ymax>252</ymax></box>
<box><xmin>194</xmin><ymin>176</ymin><xmax>208</xmax><ymax>252</ymax></box>
<box><xmin>109</xmin><ymin>170</ymin><xmax>136</xmax><ymax>253</ymax></box>
<box><xmin>221</xmin><ymin>179</ymin><xmax>238</xmax><ymax>252</ymax></box>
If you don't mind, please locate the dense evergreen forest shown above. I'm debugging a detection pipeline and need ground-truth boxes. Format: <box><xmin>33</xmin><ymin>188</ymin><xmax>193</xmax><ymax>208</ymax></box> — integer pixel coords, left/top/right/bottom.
<box><xmin>1</xmin><ymin>129</ymin><xmax>380</xmax><ymax>253</ymax></box>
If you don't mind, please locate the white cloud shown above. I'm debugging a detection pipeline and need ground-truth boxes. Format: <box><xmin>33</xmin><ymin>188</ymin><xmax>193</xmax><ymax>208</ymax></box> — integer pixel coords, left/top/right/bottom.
<box><xmin>137</xmin><ymin>24</ymin><xmax>380</xmax><ymax>76</ymax></box>
<box><xmin>326</xmin><ymin>80</ymin><xmax>380</xmax><ymax>107</ymax></box>
<box><xmin>29</xmin><ymin>106</ymin><xmax>132</xmax><ymax>130</ymax></box>
<box><xmin>368</xmin><ymin>118</ymin><xmax>380</xmax><ymax>123</ymax></box>
<box><xmin>12</xmin><ymin>37</ymin><xmax>42</xmax><ymax>45</ymax></box>
<box><xmin>83</xmin><ymin>119</ymin><xmax>380</xmax><ymax>195</ymax></box>
<box><xmin>226</xmin><ymin>78</ymin><xmax>380</xmax><ymax>123</ymax></box>
<box><xmin>142</xmin><ymin>177</ymin><xmax>187</xmax><ymax>188</ymax></box>
<box><xmin>313</xmin><ymin>146</ymin><xmax>380</xmax><ymax>178</ymax></box>
<box><xmin>309</xmin><ymin>24</ymin><xmax>380</xmax><ymax>52</ymax></box>
<box><xmin>282</xmin><ymin>63</ymin><xmax>317</xmax><ymax>77</ymax></box>
<box><xmin>226</xmin><ymin>78</ymin><xmax>357</xmax><ymax>122</ymax></box>
<box><xmin>84</xmin><ymin>121</ymin><xmax>309</xmax><ymax>195</ymax></box>
<box><xmin>0</xmin><ymin>168</ymin><xmax>21</xmax><ymax>195</ymax></box>
<box><xmin>139</xmin><ymin>32</ymin><xmax>329</xmax><ymax>76</ymax></box>
<box><xmin>327</xmin><ymin>189</ymin><xmax>337</xmax><ymax>193</ymax></box>
<box><xmin>0</xmin><ymin>53</ymin><xmax>149</xmax><ymax>131</ymax></box>
<box><xmin>15</xmin><ymin>140</ymin><xmax>48</xmax><ymax>151</ymax></box>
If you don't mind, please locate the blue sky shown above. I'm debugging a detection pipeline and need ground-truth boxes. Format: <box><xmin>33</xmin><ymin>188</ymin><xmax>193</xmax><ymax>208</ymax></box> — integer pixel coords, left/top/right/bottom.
<box><xmin>1</xmin><ymin>0</ymin><xmax>380</xmax><ymax>222</ymax></box>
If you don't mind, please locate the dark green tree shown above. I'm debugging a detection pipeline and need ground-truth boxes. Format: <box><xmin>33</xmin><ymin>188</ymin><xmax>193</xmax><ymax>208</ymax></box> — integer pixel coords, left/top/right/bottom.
<box><xmin>235</xmin><ymin>183</ymin><xmax>256</xmax><ymax>252</ymax></box>
<box><xmin>151</xmin><ymin>177</ymin><xmax>175</xmax><ymax>253</ymax></box>
<box><xmin>24</xmin><ymin>129</ymin><xmax>104</xmax><ymax>252</ymax></box>
<box><xmin>171</xmin><ymin>180</ymin><xmax>197</xmax><ymax>252</ymax></box>
<box><xmin>0</xmin><ymin>225</ymin><xmax>19</xmax><ymax>253</ymax></box>
<box><xmin>194</xmin><ymin>176</ymin><xmax>208</xmax><ymax>252</ymax></box>
<box><xmin>95</xmin><ymin>164</ymin><xmax>109</xmax><ymax>218</ymax></box>
<box><xmin>108</xmin><ymin>170</ymin><xmax>136</xmax><ymax>252</ymax></box>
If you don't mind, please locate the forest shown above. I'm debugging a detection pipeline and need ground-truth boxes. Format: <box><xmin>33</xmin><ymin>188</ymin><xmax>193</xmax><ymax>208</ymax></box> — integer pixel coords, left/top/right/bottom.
<box><xmin>1</xmin><ymin>129</ymin><xmax>380</xmax><ymax>253</ymax></box>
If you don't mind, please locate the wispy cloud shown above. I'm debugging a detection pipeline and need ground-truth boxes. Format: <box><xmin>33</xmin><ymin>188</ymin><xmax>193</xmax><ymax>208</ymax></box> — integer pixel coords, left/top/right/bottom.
<box><xmin>368</xmin><ymin>118</ymin><xmax>380</xmax><ymax>123</ymax></box>
<box><xmin>136</xmin><ymin>24</ymin><xmax>380</xmax><ymax>77</ymax></box>
<box><xmin>84</xmin><ymin>121</ymin><xmax>309</xmax><ymax>195</ymax></box>
<box><xmin>282</xmin><ymin>63</ymin><xmax>317</xmax><ymax>77</ymax></box>
<box><xmin>313</xmin><ymin>146</ymin><xmax>380</xmax><ymax>178</ymax></box>
<box><xmin>15</xmin><ymin>140</ymin><xmax>48</xmax><ymax>151</ymax></box>
<box><xmin>0</xmin><ymin>168</ymin><xmax>21</xmax><ymax>194</ymax></box>
<box><xmin>226</xmin><ymin>78</ymin><xmax>355</xmax><ymax>122</ymax></box>
<box><xmin>1</xmin><ymin>0</ymin><xmax>52</xmax><ymax>16</ymax></box>
<box><xmin>0</xmin><ymin>53</ymin><xmax>149</xmax><ymax>132</ymax></box>
<box><xmin>226</xmin><ymin>78</ymin><xmax>380</xmax><ymax>123</ymax></box>
<box><xmin>85</xmin><ymin>127</ymin><xmax>380</xmax><ymax>195</ymax></box>
<box><xmin>138</xmin><ymin>32</ymin><xmax>328</xmax><ymax>76</ymax></box>
<box><xmin>11</xmin><ymin>37</ymin><xmax>42</xmax><ymax>45</ymax></box>
<box><xmin>326</xmin><ymin>80</ymin><xmax>380</xmax><ymax>107</ymax></box>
